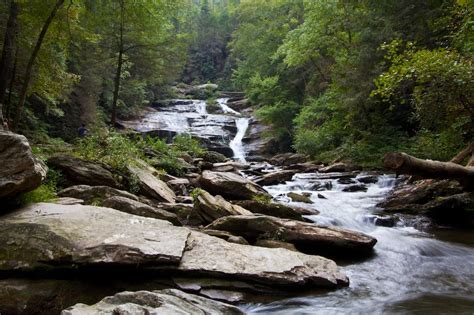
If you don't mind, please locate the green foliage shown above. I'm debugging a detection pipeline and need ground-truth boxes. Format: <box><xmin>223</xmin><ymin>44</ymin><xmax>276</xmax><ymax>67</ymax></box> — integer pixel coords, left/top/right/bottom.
<box><xmin>252</xmin><ymin>194</ymin><xmax>272</xmax><ymax>204</ymax></box>
<box><xmin>173</xmin><ymin>134</ymin><xmax>205</xmax><ymax>158</ymax></box>
<box><xmin>18</xmin><ymin>168</ymin><xmax>62</xmax><ymax>204</ymax></box>
<box><xmin>256</xmin><ymin>101</ymin><xmax>301</xmax><ymax>146</ymax></box>
<box><xmin>190</xmin><ymin>188</ymin><xmax>205</xmax><ymax>200</ymax></box>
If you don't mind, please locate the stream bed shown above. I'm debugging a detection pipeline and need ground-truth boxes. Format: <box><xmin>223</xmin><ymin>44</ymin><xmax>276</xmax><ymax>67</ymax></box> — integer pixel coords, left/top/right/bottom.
<box><xmin>116</xmin><ymin>99</ymin><xmax>474</xmax><ymax>314</ymax></box>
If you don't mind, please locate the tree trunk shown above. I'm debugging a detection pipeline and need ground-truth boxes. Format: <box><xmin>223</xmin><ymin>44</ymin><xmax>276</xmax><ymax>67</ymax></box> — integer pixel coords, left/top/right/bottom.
<box><xmin>5</xmin><ymin>45</ymin><xmax>18</xmax><ymax>124</ymax></box>
<box><xmin>0</xmin><ymin>0</ymin><xmax>19</xmax><ymax>130</ymax></box>
<box><xmin>111</xmin><ymin>0</ymin><xmax>124</xmax><ymax>127</ymax></box>
<box><xmin>450</xmin><ymin>142</ymin><xmax>474</xmax><ymax>165</ymax></box>
<box><xmin>12</xmin><ymin>0</ymin><xmax>65</xmax><ymax>131</ymax></box>
<box><xmin>384</xmin><ymin>152</ymin><xmax>474</xmax><ymax>188</ymax></box>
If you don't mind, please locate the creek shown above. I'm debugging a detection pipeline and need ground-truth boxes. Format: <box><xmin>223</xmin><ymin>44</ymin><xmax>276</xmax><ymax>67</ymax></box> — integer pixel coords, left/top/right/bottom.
<box><xmin>121</xmin><ymin>98</ymin><xmax>474</xmax><ymax>314</ymax></box>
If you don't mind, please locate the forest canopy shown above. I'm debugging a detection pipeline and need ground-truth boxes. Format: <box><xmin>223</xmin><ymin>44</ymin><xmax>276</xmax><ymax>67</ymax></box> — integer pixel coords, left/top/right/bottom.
<box><xmin>0</xmin><ymin>0</ymin><xmax>472</xmax><ymax>166</ymax></box>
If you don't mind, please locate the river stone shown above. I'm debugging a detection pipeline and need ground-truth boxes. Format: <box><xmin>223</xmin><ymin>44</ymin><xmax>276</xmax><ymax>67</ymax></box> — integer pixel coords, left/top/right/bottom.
<box><xmin>58</xmin><ymin>185</ymin><xmax>139</xmax><ymax>204</ymax></box>
<box><xmin>342</xmin><ymin>184</ymin><xmax>368</xmax><ymax>192</ymax></box>
<box><xmin>270</xmin><ymin>153</ymin><xmax>308</xmax><ymax>166</ymax></box>
<box><xmin>0</xmin><ymin>131</ymin><xmax>47</xmax><ymax>199</ymax></box>
<box><xmin>288</xmin><ymin>192</ymin><xmax>313</xmax><ymax>204</ymax></box>
<box><xmin>127</xmin><ymin>163</ymin><xmax>176</xmax><ymax>203</ymax></box>
<box><xmin>206</xmin><ymin>215</ymin><xmax>377</xmax><ymax>256</ymax></box>
<box><xmin>179</xmin><ymin>232</ymin><xmax>349</xmax><ymax>288</ymax></box>
<box><xmin>102</xmin><ymin>196</ymin><xmax>181</xmax><ymax>225</ymax></box>
<box><xmin>198</xmin><ymin>170</ymin><xmax>270</xmax><ymax>200</ymax></box>
<box><xmin>232</xmin><ymin>200</ymin><xmax>311</xmax><ymax>221</ymax></box>
<box><xmin>0</xmin><ymin>203</ymin><xmax>190</xmax><ymax>271</ymax></box>
<box><xmin>48</xmin><ymin>155</ymin><xmax>118</xmax><ymax>187</ymax></box>
<box><xmin>193</xmin><ymin>190</ymin><xmax>253</xmax><ymax>223</ymax></box>
<box><xmin>255</xmin><ymin>239</ymin><xmax>298</xmax><ymax>252</ymax></box>
<box><xmin>61</xmin><ymin>289</ymin><xmax>243</xmax><ymax>315</ymax></box>
<box><xmin>254</xmin><ymin>170</ymin><xmax>298</xmax><ymax>186</ymax></box>
<box><xmin>319</xmin><ymin>162</ymin><xmax>362</xmax><ymax>173</ymax></box>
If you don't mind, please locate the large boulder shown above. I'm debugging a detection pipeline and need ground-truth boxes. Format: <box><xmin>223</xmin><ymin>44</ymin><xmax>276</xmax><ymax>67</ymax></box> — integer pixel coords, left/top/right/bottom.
<box><xmin>0</xmin><ymin>131</ymin><xmax>47</xmax><ymax>199</ymax></box>
<box><xmin>62</xmin><ymin>289</ymin><xmax>243</xmax><ymax>315</ymax></box>
<box><xmin>0</xmin><ymin>203</ymin><xmax>190</xmax><ymax>270</ymax></box>
<box><xmin>319</xmin><ymin>162</ymin><xmax>362</xmax><ymax>173</ymax></box>
<box><xmin>48</xmin><ymin>155</ymin><xmax>118</xmax><ymax>187</ymax></box>
<box><xmin>193</xmin><ymin>190</ymin><xmax>253</xmax><ymax>223</ymax></box>
<box><xmin>232</xmin><ymin>200</ymin><xmax>313</xmax><ymax>221</ymax></box>
<box><xmin>58</xmin><ymin>185</ymin><xmax>139</xmax><ymax>204</ymax></box>
<box><xmin>206</xmin><ymin>215</ymin><xmax>377</xmax><ymax>257</ymax></box>
<box><xmin>199</xmin><ymin>151</ymin><xmax>228</xmax><ymax>163</ymax></box>
<box><xmin>102</xmin><ymin>196</ymin><xmax>180</xmax><ymax>225</ymax></box>
<box><xmin>127</xmin><ymin>162</ymin><xmax>176</xmax><ymax>203</ymax></box>
<box><xmin>0</xmin><ymin>203</ymin><xmax>349</xmax><ymax>290</ymax></box>
<box><xmin>254</xmin><ymin>170</ymin><xmax>298</xmax><ymax>186</ymax></box>
<box><xmin>198</xmin><ymin>171</ymin><xmax>270</xmax><ymax>200</ymax></box>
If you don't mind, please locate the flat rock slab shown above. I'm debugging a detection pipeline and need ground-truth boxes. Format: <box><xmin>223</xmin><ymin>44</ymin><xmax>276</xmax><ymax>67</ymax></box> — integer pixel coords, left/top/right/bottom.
<box><xmin>254</xmin><ymin>170</ymin><xmax>298</xmax><ymax>186</ymax></box>
<box><xmin>127</xmin><ymin>164</ymin><xmax>176</xmax><ymax>203</ymax></box>
<box><xmin>58</xmin><ymin>185</ymin><xmax>139</xmax><ymax>203</ymax></box>
<box><xmin>179</xmin><ymin>232</ymin><xmax>348</xmax><ymax>288</ymax></box>
<box><xmin>0</xmin><ymin>203</ymin><xmax>190</xmax><ymax>270</ymax></box>
<box><xmin>206</xmin><ymin>215</ymin><xmax>377</xmax><ymax>256</ymax></box>
<box><xmin>198</xmin><ymin>170</ymin><xmax>270</xmax><ymax>200</ymax></box>
<box><xmin>62</xmin><ymin>289</ymin><xmax>243</xmax><ymax>315</ymax></box>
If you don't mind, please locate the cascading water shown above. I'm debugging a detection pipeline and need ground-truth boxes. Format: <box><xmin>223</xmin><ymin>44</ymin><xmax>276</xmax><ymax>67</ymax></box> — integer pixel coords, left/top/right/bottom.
<box><xmin>230</xmin><ymin>117</ymin><xmax>250</xmax><ymax>163</ymax></box>
<box><xmin>242</xmin><ymin>172</ymin><xmax>474</xmax><ymax>314</ymax></box>
<box><xmin>217</xmin><ymin>98</ymin><xmax>241</xmax><ymax>115</ymax></box>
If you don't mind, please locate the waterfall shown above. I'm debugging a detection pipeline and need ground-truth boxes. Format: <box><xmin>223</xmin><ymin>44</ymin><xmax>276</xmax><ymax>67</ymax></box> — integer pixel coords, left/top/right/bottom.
<box><xmin>195</xmin><ymin>100</ymin><xmax>207</xmax><ymax>115</ymax></box>
<box><xmin>230</xmin><ymin>117</ymin><xmax>249</xmax><ymax>163</ymax></box>
<box><xmin>217</xmin><ymin>98</ymin><xmax>241</xmax><ymax>115</ymax></box>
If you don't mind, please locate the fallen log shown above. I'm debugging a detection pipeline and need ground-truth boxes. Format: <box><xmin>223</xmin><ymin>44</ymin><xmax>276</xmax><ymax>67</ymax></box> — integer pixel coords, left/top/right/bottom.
<box><xmin>450</xmin><ymin>142</ymin><xmax>474</xmax><ymax>165</ymax></box>
<box><xmin>384</xmin><ymin>152</ymin><xmax>474</xmax><ymax>189</ymax></box>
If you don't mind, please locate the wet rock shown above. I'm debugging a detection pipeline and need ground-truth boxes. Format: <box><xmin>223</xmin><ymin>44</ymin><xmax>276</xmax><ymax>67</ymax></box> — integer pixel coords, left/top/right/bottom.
<box><xmin>254</xmin><ymin>170</ymin><xmax>298</xmax><ymax>186</ymax></box>
<box><xmin>0</xmin><ymin>203</ymin><xmax>190</xmax><ymax>271</ymax></box>
<box><xmin>54</xmin><ymin>197</ymin><xmax>84</xmax><ymax>205</ymax></box>
<box><xmin>342</xmin><ymin>184</ymin><xmax>368</xmax><ymax>193</ymax></box>
<box><xmin>58</xmin><ymin>185</ymin><xmax>139</xmax><ymax>204</ymax></box>
<box><xmin>338</xmin><ymin>178</ymin><xmax>356</xmax><ymax>185</ymax></box>
<box><xmin>255</xmin><ymin>239</ymin><xmax>298</xmax><ymax>252</ymax></box>
<box><xmin>364</xmin><ymin>215</ymin><xmax>397</xmax><ymax>227</ymax></box>
<box><xmin>317</xmin><ymin>193</ymin><xmax>327</xmax><ymax>199</ymax></box>
<box><xmin>62</xmin><ymin>289</ymin><xmax>243</xmax><ymax>315</ymax></box>
<box><xmin>212</xmin><ymin>161</ymin><xmax>249</xmax><ymax>172</ymax></box>
<box><xmin>206</xmin><ymin>215</ymin><xmax>377</xmax><ymax>257</ymax></box>
<box><xmin>357</xmin><ymin>175</ymin><xmax>379</xmax><ymax>184</ymax></box>
<box><xmin>319</xmin><ymin>162</ymin><xmax>361</xmax><ymax>173</ymax></box>
<box><xmin>283</xmin><ymin>162</ymin><xmax>321</xmax><ymax>173</ymax></box>
<box><xmin>244</xmin><ymin>119</ymin><xmax>277</xmax><ymax>159</ymax></box>
<box><xmin>0</xmin><ymin>131</ymin><xmax>47</xmax><ymax>199</ymax></box>
<box><xmin>102</xmin><ymin>196</ymin><xmax>181</xmax><ymax>225</ymax></box>
<box><xmin>287</xmin><ymin>192</ymin><xmax>313</xmax><ymax>204</ymax></box>
<box><xmin>422</xmin><ymin>192</ymin><xmax>474</xmax><ymax>227</ymax></box>
<box><xmin>232</xmin><ymin>200</ymin><xmax>310</xmax><ymax>221</ymax></box>
<box><xmin>270</xmin><ymin>153</ymin><xmax>308</xmax><ymax>166</ymax></box>
<box><xmin>193</xmin><ymin>190</ymin><xmax>253</xmax><ymax>223</ymax></box>
<box><xmin>127</xmin><ymin>163</ymin><xmax>176</xmax><ymax>203</ymax></box>
<box><xmin>48</xmin><ymin>155</ymin><xmax>118</xmax><ymax>188</ymax></box>
<box><xmin>179</xmin><ymin>232</ymin><xmax>349</xmax><ymax>288</ymax></box>
<box><xmin>198</xmin><ymin>170</ymin><xmax>270</xmax><ymax>200</ymax></box>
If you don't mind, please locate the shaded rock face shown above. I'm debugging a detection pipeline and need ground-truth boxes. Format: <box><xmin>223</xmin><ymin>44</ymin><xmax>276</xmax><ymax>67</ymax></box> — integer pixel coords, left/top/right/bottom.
<box><xmin>102</xmin><ymin>196</ymin><xmax>181</xmax><ymax>225</ymax></box>
<box><xmin>232</xmin><ymin>200</ymin><xmax>309</xmax><ymax>221</ymax></box>
<box><xmin>127</xmin><ymin>163</ymin><xmax>176</xmax><ymax>203</ymax></box>
<box><xmin>243</xmin><ymin>119</ymin><xmax>277</xmax><ymax>160</ymax></box>
<box><xmin>342</xmin><ymin>184</ymin><xmax>368</xmax><ymax>193</ymax></box>
<box><xmin>193</xmin><ymin>190</ymin><xmax>253</xmax><ymax>223</ymax></box>
<box><xmin>0</xmin><ymin>203</ymin><xmax>349</xmax><ymax>291</ymax></box>
<box><xmin>48</xmin><ymin>155</ymin><xmax>118</xmax><ymax>188</ymax></box>
<box><xmin>0</xmin><ymin>131</ymin><xmax>47</xmax><ymax>199</ymax></box>
<box><xmin>58</xmin><ymin>185</ymin><xmax>138</xmax><ymax>204</ymax></box>
<box><xmin>254</xmin><ymin>170</ymin><xmax>298</xmax><ymax>186</ymax></box>
<box><xmin>199</xmin><ymin>151</ymin><xmax>228</xmax><ymax>163</ymax></box>
<box><xmin>319</xmin><ymin>162</ymin><xmax>362</xmax><ymax>173</ymax></box>
<box><xmin>206</xmin><ymin>215</ymin><xmax>377</xmax><ymax>257</ymax></box>
<box><xmin>62</xmin><ymin>289</ymin><xmax>243</xmax><ymax>315</ymax></box>
<box><xmin>198</xmin><ymin>171</ymin><xmax>270</xmax><ymax>200</ymax></box>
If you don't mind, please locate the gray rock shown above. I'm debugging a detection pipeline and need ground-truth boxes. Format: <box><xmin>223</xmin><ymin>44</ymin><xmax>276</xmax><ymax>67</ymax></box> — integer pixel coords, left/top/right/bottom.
<box><xmin>102</xmin><ymin>196</ymin><xmax>180</xmax><ymax>225</ymax></box>
<box><xmin>342</xmin><ymin>184</ymin><xmax>368</xmax><ymax>192</ymax></box>
<box><xmin>193</xmin><ymin>190</ymin><xmax>253</xmax><ymax>223</ymax></box>
<box><xmin>199</xmin><ymin>151</ymin><xmax>228</xmax><ymax>163</ymax></box>
<box><xmin>0</xmin><ymin>203</ymin><xmax>190</xmax><ymax>271</ymax></box>
<box><xmin>198</xmin><ymin>170</ymin><xmax>270</xmax><ymax>200</ymax></box>
<box><xmin>206</xmin><ymin>215</ymin><xmax>377</xmax><ymax>257</ymax></box>
<box><xmin>0</xmin><ymin>131</ymin><xmax>47</xmax><ymax>199</ymax></box>
<box><xmin>232</xmin><ymin>200</ymin><xmax>312</xmax><ymax>221</ymax></box>
<box><xmin>127</xmin><ymin>162</ymin><xmax>176</xmax><ymax>203</ymax></box>
<box><xmin>200</xmin><ymin>228</ymin><xmax>249</xmax><ymax>245</ymax></box>
<box><xmin>254</xmin><ymin>170</ymin><xmax>298</xmax><ymax>186</ymax></box>
<box><xmin>319</xmin><ymin>162</ymin><xmax>361</xmax><ymax>173</ymax></box>
<box><xmin>270</xmin><ymin>153</ymin><xmax>308</xmax><ymax>166</ymax></box>
<box><xmin>48</xmin><ymin>155</ymin><xmax>118</xmax><ymax>187</ymax></box>
<box><xmin>58</xmin><ymin>185</ymin><xmax>139</xmax><ymax>204</ymax></box>
<box><xmin>255</xmin><ymin>239</ymin><xmax>298</xmax><ymax>252</ymax></box>
<box><xmin>62</xmin><ymin>289</ymin><xmax>243</xmax><ymax>315</ymax></box>
<box><xmin>179</xmin><ymin>232</ymin><xmax>348</xmax><ymax>288</ymax></box>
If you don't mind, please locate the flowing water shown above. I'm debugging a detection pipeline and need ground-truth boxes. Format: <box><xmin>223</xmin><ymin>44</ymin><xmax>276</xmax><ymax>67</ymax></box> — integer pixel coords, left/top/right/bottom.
<box><xmin>123</xmin><ymin>98</ymin><xmax>474</xmax><ymax>314</ymax></box>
